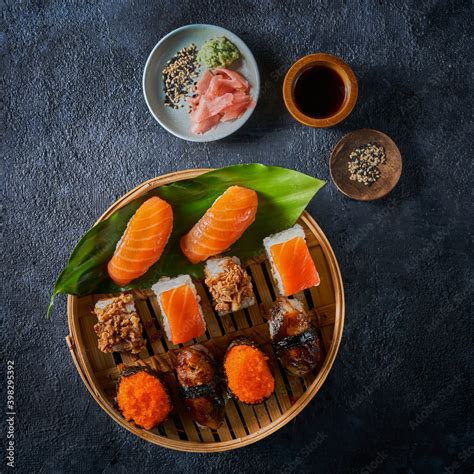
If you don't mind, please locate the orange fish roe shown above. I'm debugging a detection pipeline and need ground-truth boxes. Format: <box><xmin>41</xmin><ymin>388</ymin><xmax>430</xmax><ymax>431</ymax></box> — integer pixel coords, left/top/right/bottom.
<box><xmin>117</xmin><ymin>370</ymin><xmax>172</xmax><ymax>430</ymax></box>
<box><xmin>224</xmin><ymin>344</ymin><xmax>275</xmax><ymax>404</ymax></box>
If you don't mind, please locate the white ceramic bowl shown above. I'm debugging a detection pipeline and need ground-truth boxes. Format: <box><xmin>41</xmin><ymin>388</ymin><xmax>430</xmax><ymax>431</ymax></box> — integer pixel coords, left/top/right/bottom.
<box><xmin>143</xmin><ymin>24</ymin><xmax>260</xmax><ymax>142</ymax></box>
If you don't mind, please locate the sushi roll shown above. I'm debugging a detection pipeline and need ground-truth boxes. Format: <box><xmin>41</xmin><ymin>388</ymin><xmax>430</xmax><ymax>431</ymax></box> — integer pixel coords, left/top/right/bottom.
<box><xmin>93</xmin><ymin>293</ymin><xmax>145</xmax><ymax>354</ymax></box>
<box><xmin>152</xmin><ymin>275</ymin><xmax>206</xmax><ymax>345</ymax></box>
<box><xmin>204</xmin><ymin>256</ymin><xmax>256</xmax><ymax>315</ymax></box>
<box><xmin>108</xmin><ymin>197</ymin><xmax>173</xmax><ymax>286</ymax></box>
<box><xmin>116</xmin><ymin>366</ymin><xmax>172</xmax><ymax>430</ymax></box>
<box><xmin>263</xmin><ymin>224</ymin><xmax>320</xmax><ymax>296</ymax></box>
<box><xmin>181</xmin><ymin>186</ymin><xmax>258</xmax><ymax>264</ymax></box>
<box><xmin>269</xmin><ymin>297</ymin><xmax>321</xmax><ymax>377</ymax></box>
<box><xmin>175</xmin><ymin>345</ymin><xmax>225</xmax><ymax>430</ymax></box>
<box><xmin>223</xmin><ymin>337</ymin><xmax>275</xmax><ymax>405</ymax></box>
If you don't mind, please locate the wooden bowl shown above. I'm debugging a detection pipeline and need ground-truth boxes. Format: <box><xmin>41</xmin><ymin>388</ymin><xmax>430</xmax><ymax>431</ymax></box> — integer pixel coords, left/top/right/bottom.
<box><xmin>283</xmin><ymin>53</ymin><xmax>358</xmax><ymax>128</ymax></box>
<box><xmin>330</xmin><ymin>129</ymin><xmax>403</xmax><ymax>201</ymax></box>
<box><xmin>66</xmin><ymin>169</ymin><xmax>345</xmax><ymax>452</ymax></box>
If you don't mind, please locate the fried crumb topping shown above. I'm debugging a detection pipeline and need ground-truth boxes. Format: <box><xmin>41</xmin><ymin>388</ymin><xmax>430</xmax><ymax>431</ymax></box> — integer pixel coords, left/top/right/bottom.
<box><xmin>205</xmin><ymin>259</ymin><xmax>254</xmax><ymax>314</ymax></box>
<box><xmin>93</xmin><ymin>294</ymin><xmax>145</xmax><ymax>354</ymax></box>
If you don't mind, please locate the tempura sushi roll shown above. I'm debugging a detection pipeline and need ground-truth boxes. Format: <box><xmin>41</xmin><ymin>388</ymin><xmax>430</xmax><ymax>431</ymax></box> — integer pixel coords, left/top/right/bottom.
<box><xmin>223</xmin><ymin>337</ymin><xmax>275</xmax><ymax>405</ymax></box>
<box><xmin>269</xmin><ymin>297</ymin><xmax>321</xmax><ymax>377</ymax></box>
<box><xmin>116</xmin><ymin>366</ymin><xmax>172</xmax><ymax>429</ymax></box>
<box><xmin>93</xmin><ymin>293</ymin><xmax>145</xmax><ymax>354</ymax></box>
<box><xmin>204</xmin><ymin>256</ymin><xmax>256</xmax><ymax>315</ymax></box>
<box><xmin>176</xmin><ymin>345</ymin><xmax>225</xmax><ymax>430</ymax></box>
<box><xmin>263</xmin><ymin>224</ymin><xmax>320</xmax><ymax>296</ymax></box>
<box><xmin>152</xmin><ymin>275</ymin><xmax>206</xmax><ymax>345</ymax></box>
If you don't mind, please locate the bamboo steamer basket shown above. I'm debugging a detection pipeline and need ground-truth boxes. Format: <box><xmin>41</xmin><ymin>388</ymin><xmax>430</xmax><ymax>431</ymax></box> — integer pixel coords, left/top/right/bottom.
<box><xmin>66</xmin><ymin>169</ymin><xmax>345</xmax><ymax>452</ymax></box>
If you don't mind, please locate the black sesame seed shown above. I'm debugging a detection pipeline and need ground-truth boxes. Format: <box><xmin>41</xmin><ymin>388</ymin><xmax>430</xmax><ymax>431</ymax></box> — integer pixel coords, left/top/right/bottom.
<box><xmin>162</xmin><ymin>44</ymin><xmax>200</xmax><ymax>108</ymax></box>
<box><xmin>347</xmin><ymin>143</ymin><xmax>387</xmax><ymax>186</ymax></box>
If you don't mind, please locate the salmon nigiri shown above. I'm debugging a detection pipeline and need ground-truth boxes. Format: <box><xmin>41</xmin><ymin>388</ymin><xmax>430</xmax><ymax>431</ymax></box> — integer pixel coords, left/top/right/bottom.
<box><xmin>152</xmin><ymin>275</ymin><xmax>206</xmax><ymax>345</ymax></box>
<box><xmin>264</xmin><ymin>224</ymin><xmax>320</xmax><ymax>296</ymax></box>
<box><xmin>108</xmin><ymin>197</ymin><xmax>173</xmax><ymax>286</ymax></box>
<box><xmin>180</xmin><ymin>186</ymin><xmax>258</xmax><ymax>264</ymax></box>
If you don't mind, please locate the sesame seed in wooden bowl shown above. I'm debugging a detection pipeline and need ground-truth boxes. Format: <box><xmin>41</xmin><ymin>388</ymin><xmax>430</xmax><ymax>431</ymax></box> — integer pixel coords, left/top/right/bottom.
<box><xmin>329</xmin><ymin>129</ymin><xmax>402</xmax><ymax>201</ymax></box>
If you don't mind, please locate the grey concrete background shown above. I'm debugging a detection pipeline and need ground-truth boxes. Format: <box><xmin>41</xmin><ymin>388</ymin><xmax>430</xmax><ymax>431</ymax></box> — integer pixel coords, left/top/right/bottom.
<box><xmin>2</xmin><ymin>0</ymin><xmax>473</xmax><ymax>473</ymax></box>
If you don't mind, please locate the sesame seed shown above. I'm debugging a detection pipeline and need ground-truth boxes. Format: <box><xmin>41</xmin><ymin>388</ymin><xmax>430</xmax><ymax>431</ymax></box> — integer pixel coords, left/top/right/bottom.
<box><xmin>162</xmin><ymin>44</ymin><xmax>199</xmax><ymax>109</ymax></box>
<box><xmin>347</xmin><ymin>142</ymin><xmax>387</xmax><ymax>186</ymax></box>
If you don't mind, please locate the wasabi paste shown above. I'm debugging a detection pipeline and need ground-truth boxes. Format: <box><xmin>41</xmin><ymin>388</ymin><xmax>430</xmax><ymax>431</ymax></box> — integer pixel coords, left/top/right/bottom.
<box><xmin>197</xmin><ymin>36</ymin><xmax>240</xmax><ymax>69</ymax></box>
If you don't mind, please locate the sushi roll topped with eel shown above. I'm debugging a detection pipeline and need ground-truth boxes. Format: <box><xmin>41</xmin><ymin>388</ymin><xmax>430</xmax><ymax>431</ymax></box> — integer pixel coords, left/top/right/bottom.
<box><xmin>175</xmin><ymin>345</ymin><xmax>225</xmax><ymax>430</ymax></box>
<box><xmin>223</xmin><ymin>337</ymin><xmax>275</xmax><ymax>405</ymax></box>
<box><xmin>204</xmin><ymin>256</ymin><xmax>256</xmax><ymax>315</ymax></box>
<box><xmin>152</xmin><ymin>275</ymin><xmax>206</xmax><ymax>345</ymax></box>
<box><xmin>269</xmin><ymin>297</ymin><xmax>321</xmax><ymax>377</ymax></box>
<box><xmin>264</xmin><ymin>224</ymin><xmax>320</xmax><ymax>296</ymax></box>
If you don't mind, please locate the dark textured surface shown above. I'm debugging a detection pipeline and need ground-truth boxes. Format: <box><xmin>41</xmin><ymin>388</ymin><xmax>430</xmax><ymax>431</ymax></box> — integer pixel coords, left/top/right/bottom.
<box><xmin>2</xmin><ymin>1</ymin><xmax>473</xmax><ymax>472</ymax></box>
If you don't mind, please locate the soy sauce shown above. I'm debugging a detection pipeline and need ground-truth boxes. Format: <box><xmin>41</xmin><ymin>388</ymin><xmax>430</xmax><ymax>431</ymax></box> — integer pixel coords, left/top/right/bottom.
<box><xmin>293</xmin><ymin>66</ymin><xmax>346</xmax><ymax>118</ymax></box>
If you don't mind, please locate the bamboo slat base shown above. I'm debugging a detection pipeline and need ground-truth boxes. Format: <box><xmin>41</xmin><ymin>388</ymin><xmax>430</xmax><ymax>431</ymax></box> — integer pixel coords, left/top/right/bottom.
<box><xmin>67</xmin><ymin>169</ymin><xmax>344</xmax><ymax>452</ymax></box>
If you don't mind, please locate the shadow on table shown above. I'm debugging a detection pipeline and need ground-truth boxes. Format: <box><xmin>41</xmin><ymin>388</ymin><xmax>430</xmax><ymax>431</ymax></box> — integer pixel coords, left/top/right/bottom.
<box><xmin>220</xmin><ymin>47</ymin><xmax>294</xmax><ymax>144</ymax></box>
<box><xmin>330</xmin><ymin>65</ymin><xmax>425</xmax><ymax>204</ymax></box>
<box><xmin>222</xmin><ymin>61</ymin><xmax>424</xmax><ymax>209</ymax></box>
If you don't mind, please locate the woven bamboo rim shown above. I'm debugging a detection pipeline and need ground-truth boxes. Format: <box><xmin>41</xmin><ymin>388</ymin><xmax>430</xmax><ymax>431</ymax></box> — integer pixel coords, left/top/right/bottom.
<box><xmin>67</xmin><ymin>168</ymin><xmax>345</xmax><ymax>452</ymax></box>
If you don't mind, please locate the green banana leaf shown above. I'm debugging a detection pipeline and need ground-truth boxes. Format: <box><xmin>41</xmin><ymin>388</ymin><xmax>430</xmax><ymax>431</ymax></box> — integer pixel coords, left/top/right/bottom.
<box><xmin>49</xmin><ymin>164</ymin><xmax>325</xmax><ymax>316</ymax></box>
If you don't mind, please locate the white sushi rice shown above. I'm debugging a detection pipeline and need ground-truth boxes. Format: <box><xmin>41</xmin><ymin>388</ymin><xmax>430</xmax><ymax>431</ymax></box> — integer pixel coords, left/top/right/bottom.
<box><xmin>263</xmin><ymin>224</ymin><xmax>306</xmax><ymax>296</ymax></box>
<box><xmin>151</xmin><ymin>275</ymin><xmax>205</xmax><ymax>343</ymax></box>
<box><xmin>94</xmin><ymin>297</ymin><xmax>136</xmax><ymax>314</ymax></box>
<box><xmin>205</xmin><ymin>256</ymin><xmax>241</xmax><ymax>278</ymax></box>
<box><xmin>204</xmin><ymin>256</ymin><xmax>256</xmax><ymax>315</ymax></box>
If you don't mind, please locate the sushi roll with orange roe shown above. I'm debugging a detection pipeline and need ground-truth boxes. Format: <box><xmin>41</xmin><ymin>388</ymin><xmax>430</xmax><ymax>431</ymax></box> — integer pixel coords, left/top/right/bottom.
<box><xmin>223</xmin><ymin>337</ymin><xmax>275</xmax><ymax>405</ymax></box>
<box><xmin>116</xmin><ymin>367</ymin><xmax>172</xmax><ymax>430</ymax></box>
